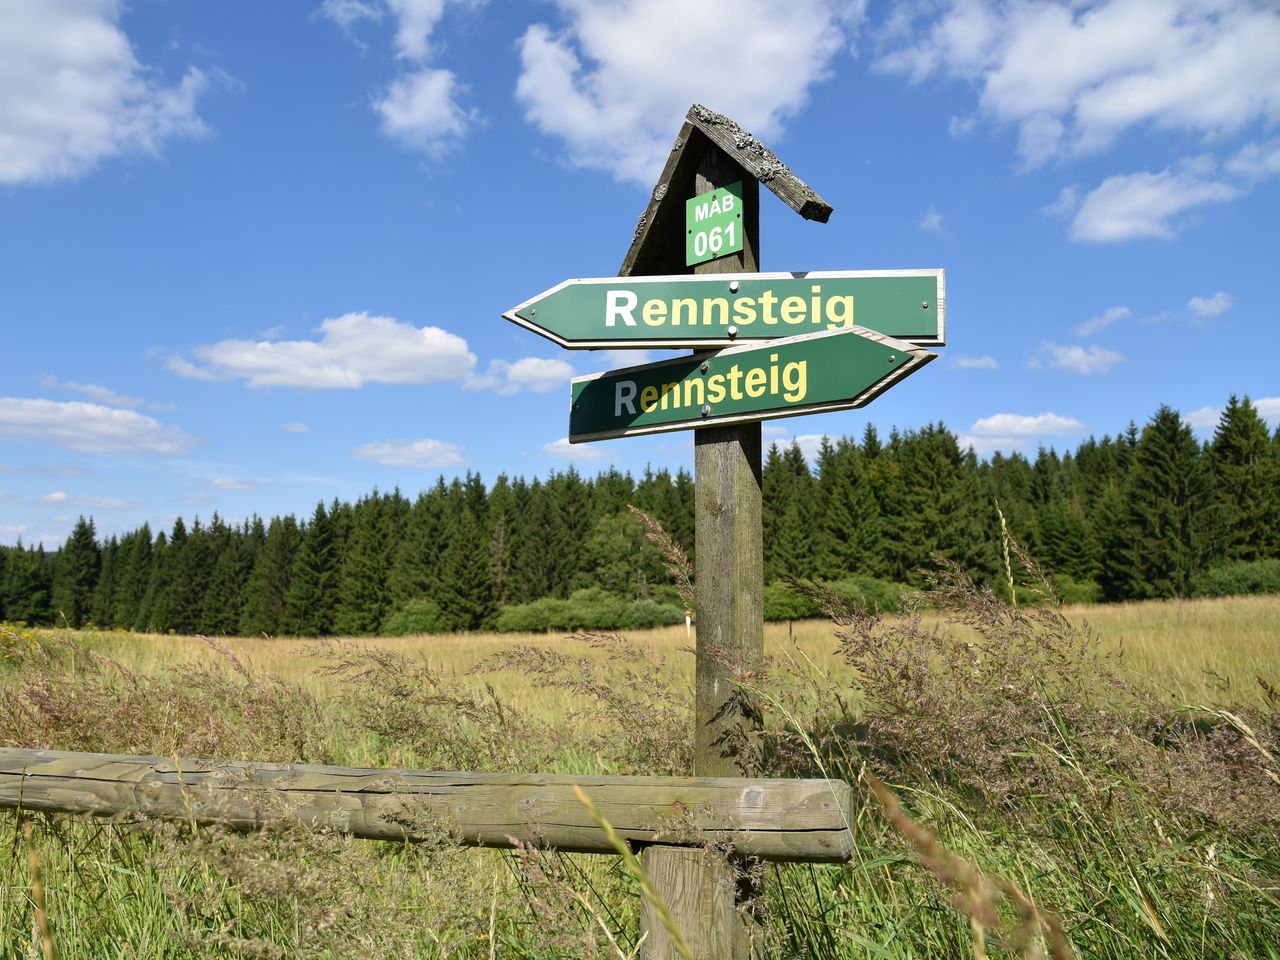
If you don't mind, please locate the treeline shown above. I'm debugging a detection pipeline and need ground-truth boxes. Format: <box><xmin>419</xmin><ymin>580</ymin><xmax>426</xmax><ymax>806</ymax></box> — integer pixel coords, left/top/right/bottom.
<box><xmin>2</xmin><ymin>397</ymin><xmax>1278</xmax><ymax>635</ymax></box>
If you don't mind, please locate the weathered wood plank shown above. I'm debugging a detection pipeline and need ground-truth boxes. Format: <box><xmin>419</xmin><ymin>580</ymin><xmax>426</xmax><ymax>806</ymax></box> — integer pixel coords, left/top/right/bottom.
<box><xmin>0</xmin><ymin>748</ymin><xmax>854</xmax><ymax>863</ymax></box>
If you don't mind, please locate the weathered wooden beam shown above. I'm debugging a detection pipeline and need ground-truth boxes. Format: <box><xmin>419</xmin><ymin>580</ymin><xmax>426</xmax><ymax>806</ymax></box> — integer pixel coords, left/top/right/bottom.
<box><xmin>685</xmin><ymin>104</ymin><xmax>832</xmax><ymax>223</ymax></box>
<box><xmin>619</xmin><ymin>104</ymin><xmax>832</xmax><ymax>278</ymax></box>
<box><xmin>0</xmin><ymin>748</ymin><xmax>854</xmax><ymax>864</ymax></box>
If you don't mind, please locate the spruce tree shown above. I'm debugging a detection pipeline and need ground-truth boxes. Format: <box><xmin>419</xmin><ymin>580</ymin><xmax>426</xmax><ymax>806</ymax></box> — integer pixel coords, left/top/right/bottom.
<box><xmin>282</xmin><ymin>502</ymin><xmax>340</xmax><ymax>635</ymax></box>
<box><xmin>1208</xmin><ymin>395</ymin><xmax>1274</xmax><ymax>562</ymax></box>
<box><xmin>819</xmin><ymin>439</ymin><xmax>881</xmax><ymax>579</ymax></box>
<box><xmin>91</xmin><ymin>535</ymin><xmax>119</xmax><ymax>627</ymax></box>
<box><xmin>1038</xmin><ymin>497</ymin><xmax>1095</xmax><ymax>581</ymax></box>
<box><xmin>335</xmin><ymin>494</ymin><xmax>395</xmax><ymax>634</ymax></box>
<box><xmin>2</xmin><ymin>541</ymin><xmax>53</xmax><ymax>625</ymax></box>
<box><xmin>52</xmin><ymin>516</ymin><xmax>99</xmax><ymax>628</ymax></box>
<box><xmin>240</xmin><ymin>515</ymin><xmax>300</xmax><ymax>636</ymax></box>
<box><xmin>762</xmin><ymin>444</ymin><xmax>791</xmax><ymax>581</ymax></box>
<box><xmin>437</xmin><ymin>505</ymin><xmax>496</xmax><ymax>630</ymax></box>
<box><xmin>113</xmin><ymin>525</ymin><xmax>152</xmax><ymax>630</ymax></box>
<box><xmin>202</xmin><ymin>521</ymin><xmax>250</xmax><ymax>635</ymax></box>
<box><xmin>139</xmin><ymin>529</ymin><xmax>175</xmax><ymax>632</ymax></box>
<box><xmin>170</xmin><ymin>517</ymin><xmax>213</xmax><ymax>635</ymax></box>
<box><xmin>387</xmin><ymin>483</ymin><xmax>447</xmax><ymax>611</ymax></box>
<box><xmin>547</xmin><ymin>468</ymin><xmax>590</xmax><ymax>594</ymax></box>
<box><xmin>1125</xmin><ymin>405</ymin><xmax>1210</xmax><ymax>598</ymax></box>
<box><xmin>512</xmin><ymin>478</ymin><xmax>557</xmax><ymax>601</ymax></box>
<box><xmin>487</xmin><ymin>475</ymin><xmax>520</xmax><ymax>608</ymax></box>
<box><xmin>1094</xmin><ymin>482</ymin><xmax>1136</xmax><ymax>601</ymax></box>
<box><xmin>773</xmin><ymin>441</ymin><xmax>819</xmax><ymax>579</ymax></box>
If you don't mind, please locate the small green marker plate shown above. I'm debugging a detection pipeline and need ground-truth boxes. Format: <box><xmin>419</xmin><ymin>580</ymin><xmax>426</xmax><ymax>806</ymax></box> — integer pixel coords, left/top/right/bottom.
<box><xmin>686</xmin><ymin>181</ymin><xmax>744</xmax><ymax>266</ymax></box>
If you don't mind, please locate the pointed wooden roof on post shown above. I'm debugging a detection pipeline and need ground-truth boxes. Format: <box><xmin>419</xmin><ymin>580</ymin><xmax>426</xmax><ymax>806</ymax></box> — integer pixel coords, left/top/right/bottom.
<box><xmin>619</xmin><ymin>104</ymin><xmax>834</xmax><ymax>278</ymax></box>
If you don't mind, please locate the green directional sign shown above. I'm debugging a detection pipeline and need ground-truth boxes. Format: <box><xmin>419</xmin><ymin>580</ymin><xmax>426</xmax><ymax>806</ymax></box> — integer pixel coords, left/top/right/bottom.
<box><xmin>569</xmin><ymin>326</ymin><xmax>935</xmax><ymax>443</ymax></box>
<box><xmin>686</xmin><ymin>181</ymin><xmax>744</xmax><ymax>266</ymax></box>
<box><xmin>505</xmin><ymin>270</ymin><xmax>945</xmax><ymax>349</ymax></box>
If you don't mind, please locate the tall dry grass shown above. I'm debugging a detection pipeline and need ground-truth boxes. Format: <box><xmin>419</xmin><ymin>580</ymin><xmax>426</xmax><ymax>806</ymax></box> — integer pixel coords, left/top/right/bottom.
<box><xmin>2</xmin><ymin>566</ymin><xmax>1279</xmax><ymax>958</ymax></box>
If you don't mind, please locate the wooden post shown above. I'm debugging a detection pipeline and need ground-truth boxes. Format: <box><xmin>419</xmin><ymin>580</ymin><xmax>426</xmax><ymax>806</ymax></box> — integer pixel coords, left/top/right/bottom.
<box><xmin>691</xmin><ymin>147</ymin><xmax>763</xmax><ymax>780</ymax></box>
<box><xmin>641</xmin><ymin>144</ymin><xmax>764</xmax><ymax>960</ymax></box>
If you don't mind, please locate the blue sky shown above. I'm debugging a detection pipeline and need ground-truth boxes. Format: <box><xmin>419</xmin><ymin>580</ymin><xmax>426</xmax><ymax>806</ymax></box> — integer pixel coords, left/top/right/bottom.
<box><xmin>2</xmin><ymin>0</ymin><xmax>1278</xmax><ymax>547</ymax></box>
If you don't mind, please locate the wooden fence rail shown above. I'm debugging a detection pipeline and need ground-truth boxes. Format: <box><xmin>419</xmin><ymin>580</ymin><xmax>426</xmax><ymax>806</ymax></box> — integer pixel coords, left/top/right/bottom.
<box><xmin>0</xmin><ymin>748</ymin><xmax>853</xmax><ymax>864</ymax></box>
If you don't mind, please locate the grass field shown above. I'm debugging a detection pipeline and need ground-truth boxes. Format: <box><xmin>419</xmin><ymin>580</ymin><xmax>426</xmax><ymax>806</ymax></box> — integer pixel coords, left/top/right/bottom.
<box><xmin>2</xmin><ymin>588</ymin><xmax>1279</xmax><ymax>958</ymax></box>
<box><xmin>64</xmin><ymin>593</ymin><xmax>1280</xmax><ymax>711</ymax></box>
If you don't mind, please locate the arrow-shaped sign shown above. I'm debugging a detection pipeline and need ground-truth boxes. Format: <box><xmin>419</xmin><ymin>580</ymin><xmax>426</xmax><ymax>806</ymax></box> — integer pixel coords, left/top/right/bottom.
<box><xmin>507</xmin><ymin>269</ymin><xmax>945</xmax><ymax>350</ymax></box>
<box><xmin>569</xmin><ymin>326</ymin><xmax>934</xmax><ymax>443</ymax></box>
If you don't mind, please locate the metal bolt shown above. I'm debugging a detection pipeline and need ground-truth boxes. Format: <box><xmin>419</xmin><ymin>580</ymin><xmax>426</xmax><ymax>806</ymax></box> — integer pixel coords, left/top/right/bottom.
<box><xmin>572</xmin><ymin>402</ymin><xmax>580</xmax><ymax>411</ymax></box>
<box><xmin>531</xmin><ymin>309</ymin><xmax>537</xmax><ymax>316</ymax></box>
<box><xmin>888</xmin><ymin>355</ymin><xmax>896</xmax><ymax>363</ymax></box>
<box><xmin>700</xmin><ymin>361</ymin><xmax>709</xmax><ymax>374</ymax></box>
<box><xmin>727</xmin><ymin>325</ymin><xmax>738</xmax><ymax>338</ymax></box>
<box><xmin>921</xmin><ymin>301</ymin><xmax>929</xmax><ymax>310</ymax></box>
<box><xmin>729</xmin><ymin>281</ymin><xmax>740</xmax><ymax>293</ymax></box>
<box><xmin>701</xmin><ymin>404</ymin><xmax>711</xmax><ymax>417</ymax></box>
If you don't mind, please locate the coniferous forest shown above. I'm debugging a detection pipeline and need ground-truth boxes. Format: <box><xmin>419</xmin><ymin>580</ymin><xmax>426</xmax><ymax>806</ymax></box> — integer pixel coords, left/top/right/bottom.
<box><xmin>3</xmin><ymin>397</ymin><xmax>1278</xmax><ymax>635</ymax></box>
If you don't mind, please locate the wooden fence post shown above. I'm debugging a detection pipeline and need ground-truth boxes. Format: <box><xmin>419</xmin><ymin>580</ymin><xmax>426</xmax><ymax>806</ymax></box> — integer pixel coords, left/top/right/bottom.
<box><xmin>640</xmin><ymin>143</ymin><xmax>764</xmax><ymax>960</ymax></box>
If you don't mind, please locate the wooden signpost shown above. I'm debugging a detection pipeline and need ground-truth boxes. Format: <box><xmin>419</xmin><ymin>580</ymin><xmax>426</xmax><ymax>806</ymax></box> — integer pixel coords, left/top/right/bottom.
<box><xmin>568</xmin><ymin>326</ymin><xmax>932</xmax><ymax>442</ymax></box>
<box><xmin>503</xmin><ymin>269</ymin><xmax>945</xmax><ymax>349</ymax></box>
<box><xmin>503</xmin><ymin>104</ymin><xmax>948</xmax><ymax>958</ymax></box>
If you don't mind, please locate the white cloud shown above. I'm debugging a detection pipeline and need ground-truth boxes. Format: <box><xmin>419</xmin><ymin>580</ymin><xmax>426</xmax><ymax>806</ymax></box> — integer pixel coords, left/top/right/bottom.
<box><xmin>1075</xmin><ymin>305</ymin><xmax>1130</xmax><ymax>337</ymax></box>
<box><xmin>318</xmin><ymin>0</ymin><xmax>384</xmax><ymax>31</ymax></box>
<box><xmin>323</xmin><ymin>0</ymin><xmax>477</xmax><ymax>156</ymax></box>
<box><xmin>0</xmin><ymin>524</ymin><xmax>29</xmax><ymax>540</ymax></box>
<box><xmin>955</xmin><ymin>354</ymin><xmax>998</xmax><ymax>370</ymax></box>
<box><xmin>169</xmin><ymin>312</ymin><xmax>477</xmax><ymax>389</ymax></box>
<box><xmin>465</xmin><ymin>356</ymin><xmax>575</xmax><ymax>395</ymax></box>
<box><xmin>919</xmin><ymin>208</ymin><xmax>947</xmax><ymax>235</ymax></box>
<box><xmin>0</xmin><ymin>398</ymin><xmax>195</xmax><ymax>455</ymax></box>
<box><xmin>792</xmin><ymin>433</ymin><xmax>829</xmax><ymax>464</ymax></box>
<box><xmin>279</xmin><ymin>422</ymin><xmax>310</xmax><ymax>433</ymax></box>
<box><xmin>1070</xmin><ymin>165</ymin><xmax>1238</xmax><ymax>242</ymax></box>
<box><xmin>959</xmin><ymin>410</ymin><xmax>1085</xmax><ymax>453</ymax></box>
<box><xmin>516</xmin><ymin>0</ymin><xmax>857</xmax><ymax>183</ymax></box>
<box><xmin>1030</xmin><ymin>342</ymin><xmax>1125</xmax><ymax>375</ymax></box>
<box><xmin>39</xmin><ymin>491</ymin><xmax>69</xmax><ymax>504</ymax></box>
<box><xmin>1226</xmin><ymin>137</ymin><xmax>1280</xmax><ymax>181</ymax></box>
<box><xmin>73</xmin><ymin>495</ymin><xmax>138</xmax><ymax>510</ymax></box>
<box><xmin>1180</xmin><ymin>399</ymin><xmax>1280</xmax><ymax>429</ymax></box>
<box><xmin>877</xmin><ymin>1</ymin><xmax>1280</xmax><ymax>169</ymax></box>
<box><xmin>968</xmin><ymin>412</ymin><xmax>1086</xmax><ymax>437</ymax></box>
<box><xmin>0</xmin><ymin>0</ymin><xmax>208</xmax><ymax>185</ymax></box>
<box><xmin>1042</xmin><ymin>185</ymin><xmax>1079</xmax><ymax>219</ymax></box>
<box><xmin>1184</xmin><ymin>405</ymin><xmax>1220</xmax><ymax>429</ymax></box>
<box><xmin>37</xmin><ymin>374</ymin><xmax>173</xmax><ymax>411</ymax></box>
<box><xmin>1252</xmin><ymin>397</ymin><xmax>1280</xmax><ymax>426</ymax></box>
<box><xmin>354</xmin><ymin>437</ymin><xmax>465</xmax><ymax>467</ymax></box>
<box><xmin>374</xmin><ymin>68</ymin><xmax>473</xmax><ymax>156</ymax></box>
<box><xmin>1188</xmin><ymin>291</ymin><xmax>1233</xmax><ymax>318</ymax></box>
<box><xmin>543</xmin><ymin>437</ymin><xmax>607</xmax><ymax>461</ymax></box>
<box><xmin>208</xmin><ymin>477</ymin><xmax>259</xmax><ymax>491</ymax></box>
<box><xmin>598</xmin><ymin>349</ymin><xmax>652</xmax><ymax>368</ymax></box>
